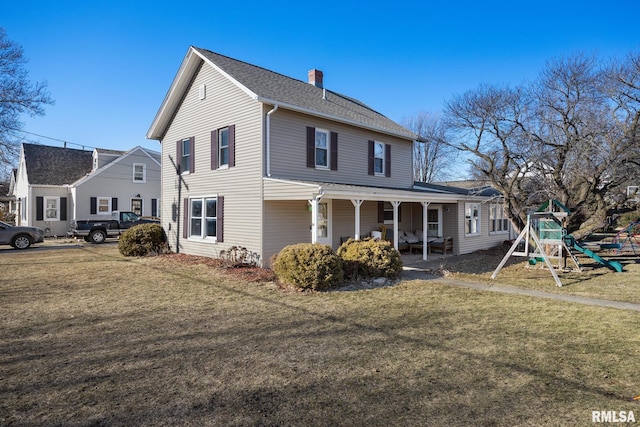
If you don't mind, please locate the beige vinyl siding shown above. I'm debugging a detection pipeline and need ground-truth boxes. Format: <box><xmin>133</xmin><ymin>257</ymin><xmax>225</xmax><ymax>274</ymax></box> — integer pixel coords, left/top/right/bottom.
<box><xmin>269</xmin><ymin>109</ymin><xmax>414</xmax><ymax>189</ymax></box>
<box><xmin>263</xmin><ymin>200</ymin><xmax>312</xmax><ymax>265</ymax></box>
<box><xmin>455</xmin><ymin>202</ymin><xmax>505</xmax><ymax>255</ymax></box>
<box><xmin>263</xmin><ymin>179</ymin><xmax>318</xmax><ymax>200</ymax></box>
<box><xmin>161</xmin><ymin>61</ymin><xmax>264</xmax><ymax>258</ymax></box>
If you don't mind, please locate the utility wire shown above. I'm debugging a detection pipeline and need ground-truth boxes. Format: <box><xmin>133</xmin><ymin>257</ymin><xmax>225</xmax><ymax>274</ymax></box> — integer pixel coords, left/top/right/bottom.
<box><xmin>8</xmin><ymin>127</ymin><xmax>96</xmax><ymax>151</ymax></box>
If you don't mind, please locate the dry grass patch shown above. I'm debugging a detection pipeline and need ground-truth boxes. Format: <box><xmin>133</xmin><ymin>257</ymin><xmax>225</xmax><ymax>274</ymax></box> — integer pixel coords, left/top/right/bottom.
<box><xmin>433</xmin><ymin>245</ymin><xmax>640</xmax><ymax>304</ymax></box>
<box><xmin>1</xmin><ymin>245</ymin><xmax>639</xmax><ymax>426</ymax></box>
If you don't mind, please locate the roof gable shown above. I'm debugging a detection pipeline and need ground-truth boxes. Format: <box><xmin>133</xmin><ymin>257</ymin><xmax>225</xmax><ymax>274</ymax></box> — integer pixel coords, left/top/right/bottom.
<box><xmin>22</xmin><ymin>143</ymin><xmax>93</xmax><ymax>186</ymax></box>
<box><xmin>73</xmin><ymin>146</ymin><xmax>161</xmax><ymax>187</ymax></box>
<box><xmin>147</xmin><ymin>46</ymin><xmax>417</xmax><ymax>141</ymax></box>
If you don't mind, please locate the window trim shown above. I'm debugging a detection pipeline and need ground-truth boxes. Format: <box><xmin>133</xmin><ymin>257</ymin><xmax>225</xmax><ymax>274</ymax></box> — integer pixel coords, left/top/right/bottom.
<box><xmin>218</xmin><ymin>127</ymin><xmax>230</xmax><ymax>169</ymax></box>
<box><xmin>315</xmin><ymin>128</ymin><xmax>330</xmax><ymax>169</ymax></box>
<box><xmin>374</xmin><ymin>141</ymin><xmax>385</xmax><ymax>176</ymax></box>
<box><xmin>489</xmin><ymin>203</ymin><xmax>510</xmax><ymax>234</ymax></box>
<box><xmin>97</xmin><ymin>197</ymin><xmax>112</xmax><ymax>215</ymax></box>
<box><xmin>44</xmin><ymin>196</ymin><xmax>60</xmax><ymax>221</ymax></box>
<box><xmin>465</xmin><ymin>202</ymin><xmax>481</xmax><ymax>236</ymax></box>
<box><xmin>133</xmin><ymin>163</ymin><xmax>146</xmax><ymax>183</ymax></box>
<box><xmin>188</xmin><ymin>195</ymin><xmax>218</xmax><ymax>242</ymax></box>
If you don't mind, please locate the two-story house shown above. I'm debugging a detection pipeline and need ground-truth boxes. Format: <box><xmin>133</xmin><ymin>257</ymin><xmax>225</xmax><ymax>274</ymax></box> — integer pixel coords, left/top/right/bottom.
<box><xmin>147</xmin><ymin>47</ymin><xmax>509</xmax><ymax>265</ymax></box>
<box><xmin>13</xmin><ymin>143</ymin><xmax>161</xmax><ymax>236</ymax></box>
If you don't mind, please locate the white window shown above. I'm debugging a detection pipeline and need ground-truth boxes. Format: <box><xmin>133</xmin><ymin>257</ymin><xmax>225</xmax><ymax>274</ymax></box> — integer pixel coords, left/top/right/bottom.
<box><xmin>189</xmin><ymin>197</ymin><xmax>217</xmax><ymax>240</ymax></box>
<box><xmin>133</xmin><ymin>163</ymin><xmax>146</xmax><ymax>183</ymax></box>
<box><xmin>465</xmin><ymin>203</ymin><xmax>481</xmax><ymax>236</ymax></box>
<box><xmin>44</xmin><ymin>197</ymin><xmax>59</xmax><ymax>221</ymax></box>
<box><xmin>383</xmin><ymin>202</ymin><xmax>394</xmax><ymax>224</ymax></box>
<box><xmin>490</xmin><ymin>204</ymin><xmax>509</xmax><ymax>234</ymax></box>
<box><xmin>97</xmin><ymin>197</ymin><xmax>111</xmax><ymax>215</ymax></box>
<box><xmin>315</xmin><ymin>129</ymin><xmax>329</xmax><ymax>168</ymax></box>
<box><xmin>218</xmin><ymin>127</ymin><xmax>229</xmax><ymax>168</ymax></box>
<box><xmin>181</xmin><ymin>138</ymin><xmax>191</xmax><ymax>173</ymax></box>
<box><xmin>374</xmin><ymin>142</ymin><xmax>385</xmax><ymax>175</ymax></box>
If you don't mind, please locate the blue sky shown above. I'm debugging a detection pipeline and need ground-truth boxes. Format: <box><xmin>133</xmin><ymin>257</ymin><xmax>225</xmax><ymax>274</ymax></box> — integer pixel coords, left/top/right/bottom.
<box><xmin>3</xmin><ymin>1</ymin><xmax>640</xmax><ymax>161</ymax></box>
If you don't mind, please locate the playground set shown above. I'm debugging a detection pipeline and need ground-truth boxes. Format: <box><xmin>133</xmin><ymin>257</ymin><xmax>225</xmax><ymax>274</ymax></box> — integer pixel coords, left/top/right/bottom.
<box><xmin>491</xmin><ymin>200</ymin><xmax>625</xmax><ymax>287</ymax></box>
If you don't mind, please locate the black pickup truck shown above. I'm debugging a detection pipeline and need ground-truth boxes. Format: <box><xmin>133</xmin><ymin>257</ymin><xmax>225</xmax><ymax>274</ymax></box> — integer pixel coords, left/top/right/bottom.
<box><xmin>69</xmin><ymin>211</ymin><xmax>159</xmax><ymax>243</ymax></box>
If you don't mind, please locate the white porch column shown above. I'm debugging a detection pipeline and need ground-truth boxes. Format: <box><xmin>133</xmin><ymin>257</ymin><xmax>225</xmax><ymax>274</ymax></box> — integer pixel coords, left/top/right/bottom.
<box><xmin>309</xmin><ymin>195</ymin><xmax>322</xmax><ymax>244</ymax></box>
<box><xmin>392</xmin><ymin>201</ymin><xmax>401</xmax><ymax>250</ymax></box>
<box><xmin>421</xmin><ymin>201</ymin><xmax>430</xmax><ymax>260</ymax></box>
<box><xmin>350</xmin><ymin>199</ymin><xmax>364</xmax><ymax>240</ymax></box>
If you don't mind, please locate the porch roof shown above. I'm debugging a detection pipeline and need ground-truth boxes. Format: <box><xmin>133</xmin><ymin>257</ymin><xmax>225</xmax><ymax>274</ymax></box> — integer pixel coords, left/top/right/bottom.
<box><xmin>263</xmin><ymin>178</ymin><xmax>494</xmax><ymax>203</ymax></box>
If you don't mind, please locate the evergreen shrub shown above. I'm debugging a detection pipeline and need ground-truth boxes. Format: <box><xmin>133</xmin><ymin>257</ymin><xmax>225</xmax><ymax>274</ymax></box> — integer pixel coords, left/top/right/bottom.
<box><xmin>272</xmin><ymin>243</ymin><xmax>344</xmax><ymax>290</ymax></box>
<box><xmin>118</xmin><ymin>223</ymin><xmax>167</xmax><ymax>257</ymax></box>
<box><xmin>337</xmin><ymin>238</ymin><xmax>403</xmax><ymax>280</ymax></box>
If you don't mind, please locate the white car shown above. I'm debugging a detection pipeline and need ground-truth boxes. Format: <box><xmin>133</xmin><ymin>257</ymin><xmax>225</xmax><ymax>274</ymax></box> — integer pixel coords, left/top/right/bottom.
<box><xmin>0</xmin><ymin>221</ymin><xmax>45</xmax><ymax>249</ymax></box>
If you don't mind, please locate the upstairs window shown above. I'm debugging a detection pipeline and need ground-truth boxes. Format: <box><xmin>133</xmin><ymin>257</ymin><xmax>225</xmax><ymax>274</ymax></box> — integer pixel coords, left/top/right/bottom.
<box><xmin>211</xmin><ymin>125</ymin><xmax>235</xmax><ymax>170</ymax></box>
<box><xmin>181</xmin><ymin>139</ymin><xmax>190</xmax><ymax>173</ymax></box>
<box><xmin>374</xmin><ymin>142</ymin><xmax>385</xmax><ymax>175</ymax></box>
<box><xmin>177</xmin><ymin>137</ymin><xmax>194</xmax><ymax>174</ymax></box>
<box><xmin>306</xmin><ymin>126</ymin><xmax>337</xmax><ymax>170</ymax></box>
<box><xmin>219</xmin><ymin>128</ymin><xmax>229</xmax><ymax>167</ymax></box>
<box><xmin>368</xmin><ymin>140</ymin><xmax>391</xmax><ymax>177</ymax></box>
<box><xmin>133</xmin><ymin>163</ymin><xmax>146</xmax><ymax>183</ymax></box>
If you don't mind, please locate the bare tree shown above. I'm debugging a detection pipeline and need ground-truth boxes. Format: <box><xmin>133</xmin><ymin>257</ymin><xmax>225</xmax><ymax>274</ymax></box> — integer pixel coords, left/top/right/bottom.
<box><xmin>402</xmin><ymin>111</ymin><xmax>456</xmax><ymax>182</ymax></box>
<box><xmin>444</xmin><ymin>52</ymin><xmax>640</xmax><ymax>236</ymax></box>
<box><xmin>0</xmin><ymin>27</ymin><xmax>53</xmax><ymax>172</ymax></box>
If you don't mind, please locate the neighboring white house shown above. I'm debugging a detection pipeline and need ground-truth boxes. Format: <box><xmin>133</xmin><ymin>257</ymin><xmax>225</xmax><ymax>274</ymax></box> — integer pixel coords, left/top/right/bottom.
<box><xmin>147</xmin><ymin>46</ymin><xmax>510</xmax><ymax>265</ymax></box>
<box><xmin>12</xmin><ymin>143</ymin><xmax>160</xmax><ymax>237</ymax></box>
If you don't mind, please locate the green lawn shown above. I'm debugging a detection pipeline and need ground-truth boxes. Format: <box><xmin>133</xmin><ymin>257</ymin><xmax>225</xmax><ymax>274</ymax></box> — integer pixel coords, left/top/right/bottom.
<box><xmin>1</xmin><ymin>244</ymin><xmax>638</xmax><ymax>426</ymax></box>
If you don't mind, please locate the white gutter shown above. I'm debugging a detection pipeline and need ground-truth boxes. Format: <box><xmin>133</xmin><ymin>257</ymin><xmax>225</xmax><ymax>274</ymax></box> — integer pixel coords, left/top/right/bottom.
<box><xmin>266</xmin><ymin>104</ymin><xmax>278</xmax><ymax>177</ymax></box>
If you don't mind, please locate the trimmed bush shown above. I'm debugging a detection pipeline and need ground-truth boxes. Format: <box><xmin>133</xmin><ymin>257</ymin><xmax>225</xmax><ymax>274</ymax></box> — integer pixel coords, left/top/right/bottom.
<box><xmin>337</xmin><ymin>238</ymin><xmax>403</xmax><ymax>280</ymax></box>
<box><xmin>272</xmin><ymin>243</ymin><xmax>344</xmax><ymax>290</ymax></box>
<box><xmin>118</xmin><ymin>223</ymin><xmax>167</xmax><ymax>257</ymax></box>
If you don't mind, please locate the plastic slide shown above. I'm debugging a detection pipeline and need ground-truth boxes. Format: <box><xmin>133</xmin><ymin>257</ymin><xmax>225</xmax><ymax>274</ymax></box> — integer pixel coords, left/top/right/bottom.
<box><xmin>565</xmin><ymin>236</ymin><xmax>624</xmax><ymax>272</ymax></box>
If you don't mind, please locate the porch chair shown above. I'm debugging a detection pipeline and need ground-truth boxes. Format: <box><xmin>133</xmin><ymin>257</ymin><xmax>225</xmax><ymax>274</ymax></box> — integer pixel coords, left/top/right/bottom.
<box><xmin>429</xmin><ymin>236</ymin><xmax>453</xmax><ymax>255</ymax></box>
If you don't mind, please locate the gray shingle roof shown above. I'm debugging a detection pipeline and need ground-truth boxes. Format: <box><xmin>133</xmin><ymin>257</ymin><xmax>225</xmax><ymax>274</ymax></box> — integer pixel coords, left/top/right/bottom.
<box><xmin>23</xmin><ymin>143</ymin><xmax>93</xmax><ymax>185</ymax></box>
<box><xmin>193</xmin><ymin>47</ymin><xmax>417</xmax><ymax>140</ymax></box>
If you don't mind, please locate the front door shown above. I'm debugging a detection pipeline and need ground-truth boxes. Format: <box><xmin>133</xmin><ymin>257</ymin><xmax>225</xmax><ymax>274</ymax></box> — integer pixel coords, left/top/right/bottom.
<box><xmin>316</xmin><ymin>200</ymin><xmax>332</xmax><ymax>246</ymax></box>
<box><xmin>131</xmin><ymin>198</ymin><xmax>143</xmax><ymax>216</ymax></box>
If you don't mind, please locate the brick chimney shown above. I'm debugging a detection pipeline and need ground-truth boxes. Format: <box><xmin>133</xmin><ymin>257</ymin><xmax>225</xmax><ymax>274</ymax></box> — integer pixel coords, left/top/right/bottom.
<box><xmin>308</xmin><ymin>69</ymin><xmax>323</xmax><ymax>88</ymax></box>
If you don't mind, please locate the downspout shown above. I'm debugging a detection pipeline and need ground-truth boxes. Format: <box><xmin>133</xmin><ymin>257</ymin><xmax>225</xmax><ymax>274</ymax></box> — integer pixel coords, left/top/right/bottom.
<box><xmin>266</xmin><ymin>104</ymin><xmax>279</xmax><ymax>177</ymax></box>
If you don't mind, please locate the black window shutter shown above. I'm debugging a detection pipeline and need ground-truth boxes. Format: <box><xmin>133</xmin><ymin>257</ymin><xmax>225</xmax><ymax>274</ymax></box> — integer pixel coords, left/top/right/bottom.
<box><xmin>176</xmin><ymin>140</ymin><xmax>182</xmax><ymax>174</ymax></box>
<box><xmin>36</xmin><ymin>196</ymin><xmax>44</xmax><ymax>221</ymax></box>
<box><xmin>385</xmin><ymin>144</ymin><xmax>391</xmax><ymax>177</ymax></box>
<box><xmin>330</xmin><ymin>132</ymin><xmax>338</xmax><ymax>171</ymax></box>
<box><xmin>112</xmin><ymin>198</ymin><xmax>118</xmax><ymax>211</ymax></box>
<box><xmin>228</xmin><ymin>125</ymin><xmax>235</xmax><ymax>167</ymax></box>
<box><xmin>377</xmin><ymin>201</ymin><xmax>384</xmax><ymax>223</ymax></box>
<box><xmin>306</xmin><ymin>126</ymin><xmax>315</xmax><ymax>168</ymax></box>
<box><xmin>183</xmin><ymin>198</ymin><xmax>189</xmax><ymax>239</ymax></box>
<box><xmin>189</xmin><ymin>137</ymin><xmax>195</xmax><ymax>173</ymax></box>
<box><xmin>60</xmin><ymin>197</ymin><xmax>67</xmax><ymax>221</ymax></box>
<box><xmin>217</xmin><ymin>196</ymin><xmax>224</xmax><ymax>242</ymax></box>
<box><xmin>151</xmin><ymin>199</ymin><xmax>157</xmax><ymax>217</ymax></box>
<box><xmin>90</xmin><ymin>197</ymin><xmax>97</xmax><ymax>215</ymax></box>
<box><xmin>368</xmin><ymin>140</ymin><xmax>374</xmax><ymax>175</ymax></box>
<box><xmin>211</xmin><ymin>130</ymin><xmax>218</xmax><ymax>170</ymax></box>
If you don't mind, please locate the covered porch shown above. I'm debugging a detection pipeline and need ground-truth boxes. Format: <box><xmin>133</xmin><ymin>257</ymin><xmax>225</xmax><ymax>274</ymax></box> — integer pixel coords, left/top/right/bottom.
<box><xmin>263</xmin><ymin>178</ymin><xmax>466</xmax><ymax>262</ymax></box>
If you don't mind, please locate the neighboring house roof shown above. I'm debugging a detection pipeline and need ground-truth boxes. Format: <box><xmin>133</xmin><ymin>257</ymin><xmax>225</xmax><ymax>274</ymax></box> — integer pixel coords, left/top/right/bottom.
<box><xmin>147</xmin><ymin>46</ymin><xmax>419</xmax><ymax>142</ymax></box>
<box><xmin>22</xmin><ymin>143</ymin><xmax>93</xmax><ymax>185</ymax></box>
<box><xmin>95</xmin><ymin>148</ymin><xmax>126</xmax><ymax>156</ymax></box>
<box><xmin>414</xmin><ymin>181</ymin><xmax>502</xmax><ymax>198</ymax></box>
